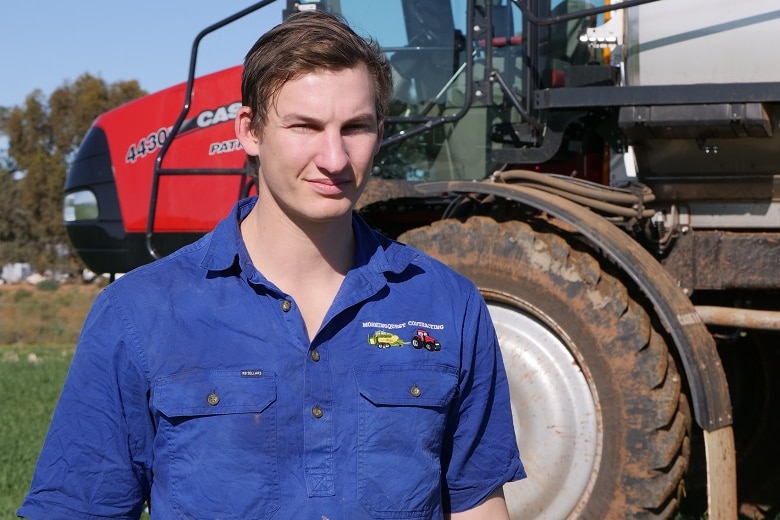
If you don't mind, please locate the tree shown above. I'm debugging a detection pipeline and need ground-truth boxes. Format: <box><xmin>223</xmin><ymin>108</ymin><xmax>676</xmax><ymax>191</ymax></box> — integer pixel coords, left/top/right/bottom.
<box><xmin>0</xmin><ymin>74</ymin><xmax>146</xmax><ymax>272</ymax></box>
<box><xmin>0</xmin><ymin>107</ymin><xmax>33</xmax><ymax>263</ymax></box>
<box><xmin>0</xmin><ymin>164</ymin><xmax>34</xmax><ymax>263</ymax></box>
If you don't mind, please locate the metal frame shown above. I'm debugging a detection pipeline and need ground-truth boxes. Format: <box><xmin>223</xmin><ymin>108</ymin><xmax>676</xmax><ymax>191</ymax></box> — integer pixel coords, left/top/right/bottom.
<box><xmin>536</xmin><ymin>82</ymin><xmax>780</xmax><ymax>109</ymax></box>
<box><xmin>146</xmin><ymin>0</ymin><xmax>276</xmax><ymax>260</ymax></box>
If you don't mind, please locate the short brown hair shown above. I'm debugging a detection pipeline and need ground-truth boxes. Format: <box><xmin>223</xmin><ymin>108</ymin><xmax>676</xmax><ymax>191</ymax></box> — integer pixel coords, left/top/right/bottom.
<box><xmin>241</xmin><ymin>10</ymin><xmax>393</xmax><ymax>133</ymax></box>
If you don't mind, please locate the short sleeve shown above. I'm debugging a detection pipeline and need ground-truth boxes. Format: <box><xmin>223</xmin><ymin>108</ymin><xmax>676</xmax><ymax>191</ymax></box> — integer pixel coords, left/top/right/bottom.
<box><xmin>17</xmin><ymin>288</ymin><xmax>153</xmax><ymax>520</ymax></box>
<box><xmin>442</xmin><ymin>286</ymin><xmax>526</xmax><ymax>512</ymax></box>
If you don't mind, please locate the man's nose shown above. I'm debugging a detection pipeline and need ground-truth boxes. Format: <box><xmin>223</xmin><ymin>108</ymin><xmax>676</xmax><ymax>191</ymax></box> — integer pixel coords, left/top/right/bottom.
<box><xmin>314</xmin><ymin>129</ymin><xmax>350</xmax><ymax>173</ymax></box>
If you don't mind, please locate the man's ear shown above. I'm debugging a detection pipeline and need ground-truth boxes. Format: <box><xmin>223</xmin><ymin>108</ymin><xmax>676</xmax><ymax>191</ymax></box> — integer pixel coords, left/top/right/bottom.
<box><xmin>235</xmin><ymin>106</ymin><xmax>261</xmax><ymax>156</ymax></box>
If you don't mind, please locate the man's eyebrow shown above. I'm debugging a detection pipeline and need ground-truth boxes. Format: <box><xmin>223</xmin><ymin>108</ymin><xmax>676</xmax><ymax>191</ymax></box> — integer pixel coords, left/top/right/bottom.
<box><xmin>346</xmin><ymin>114</ymin><xmax>379</xmax><ymax>127</ymax></box>
<box><xmin>279</xmin><ymin>113</ymin><xmax>319</xmax><ymax>125</ymax></box>
<box><xmin>280</xmin><ymin>112</ymin><xmax>378</xmax><ymax>126</ymax></box>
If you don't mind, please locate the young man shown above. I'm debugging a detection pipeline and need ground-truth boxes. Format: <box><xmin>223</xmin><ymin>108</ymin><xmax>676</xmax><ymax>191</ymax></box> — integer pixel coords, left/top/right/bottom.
<box><xmin>19</xmin><ymin>10</ymin><xmax>525</xmax><ymax>519</ymax></box>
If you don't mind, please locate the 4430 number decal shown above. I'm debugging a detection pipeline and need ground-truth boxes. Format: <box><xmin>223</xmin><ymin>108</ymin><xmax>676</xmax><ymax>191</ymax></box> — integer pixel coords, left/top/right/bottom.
<box><xmin>125</xmin><ymin>127</ymin><xmax>171</xmax><ymax>164</ymax></box>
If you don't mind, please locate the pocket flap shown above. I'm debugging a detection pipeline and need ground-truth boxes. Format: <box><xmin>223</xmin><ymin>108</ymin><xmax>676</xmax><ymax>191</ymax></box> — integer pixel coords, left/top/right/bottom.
<box><xmin>153</xmin><ymin>369</ymin><xmax>277</xmax><ymax>417</ymax></box>
<box><xmin>355</xmin><ymin>364</ymin><xmax>457</xmax><ymax>407</ymax></box>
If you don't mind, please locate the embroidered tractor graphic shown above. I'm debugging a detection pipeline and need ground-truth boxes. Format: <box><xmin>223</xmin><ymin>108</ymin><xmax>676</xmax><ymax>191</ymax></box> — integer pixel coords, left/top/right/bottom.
<box><xmin>368</xmin><ymin>330</ymin><xmax>408</xmax><ymax>349</ymax></box>
<box><xmin>411</xmin><ymin>329</ymin><xmax>441</xmax><ymax>351</ymax></box>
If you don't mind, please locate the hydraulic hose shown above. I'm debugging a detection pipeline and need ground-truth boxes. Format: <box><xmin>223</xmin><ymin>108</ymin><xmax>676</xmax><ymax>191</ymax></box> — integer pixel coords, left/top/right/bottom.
<box><xmin>495</xmin><ymin>169</ymin><xmax>656</xmax><ymax>219</ymax></box>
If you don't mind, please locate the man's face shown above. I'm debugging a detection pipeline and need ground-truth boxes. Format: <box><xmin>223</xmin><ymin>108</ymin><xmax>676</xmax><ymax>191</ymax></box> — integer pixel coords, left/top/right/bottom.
<box><xmin>238</xmin><ymin>65</ymin><xmax>382</xmax><ymax>226</ymax></box>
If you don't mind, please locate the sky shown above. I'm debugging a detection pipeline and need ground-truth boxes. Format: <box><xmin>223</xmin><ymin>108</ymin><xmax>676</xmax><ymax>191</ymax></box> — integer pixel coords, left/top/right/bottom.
<box><xmin>0</xmin><ymin>1</ymin><xmax>286</xmax><ymax>109</ymax></box>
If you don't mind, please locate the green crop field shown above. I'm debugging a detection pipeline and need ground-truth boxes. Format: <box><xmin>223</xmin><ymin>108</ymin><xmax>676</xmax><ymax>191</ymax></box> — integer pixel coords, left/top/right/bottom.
<box><xmin>0</xmin><ymin>282</ymin><xmax>99</xmax><ymax>518</ymax></box>
<box><xmin>0</xmin><ymin>347</ymin><xmax>73</xmax><ymax>517</ymax></box>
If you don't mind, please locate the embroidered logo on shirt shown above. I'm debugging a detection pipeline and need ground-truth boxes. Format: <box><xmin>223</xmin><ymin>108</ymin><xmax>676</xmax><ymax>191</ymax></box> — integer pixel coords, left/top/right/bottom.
<box><xmin>362</xmin><ymin>320</ymin><xmax>445</xmax><ymax>351</ymax></box>
<box><xmin>367</xmin><ymin>330</ymin><xmax>409</xmax><ymax>349</ymax></box>
<box><xmin>410</xmin><ymin>328</ymin><xmax>442</xmax><ymax>351</ymax></box>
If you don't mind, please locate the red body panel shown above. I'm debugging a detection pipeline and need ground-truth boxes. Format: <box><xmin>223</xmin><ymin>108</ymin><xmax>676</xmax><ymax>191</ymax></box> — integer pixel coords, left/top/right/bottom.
<box><xmin>95</xmin><ymin>66</ymin><xmax>245</xmax><ymax>233</ymax></box>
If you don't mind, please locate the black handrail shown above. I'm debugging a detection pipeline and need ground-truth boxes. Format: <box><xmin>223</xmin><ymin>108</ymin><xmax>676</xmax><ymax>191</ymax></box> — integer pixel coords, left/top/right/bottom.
<box><xmin>146</xmin><ymin>0</ymin><xmax>277</xmax><ymax>260</ymax></box>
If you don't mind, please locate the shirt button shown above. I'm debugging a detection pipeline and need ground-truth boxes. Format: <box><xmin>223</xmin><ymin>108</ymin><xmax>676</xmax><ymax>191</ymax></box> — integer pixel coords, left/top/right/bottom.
<box><xmin>312</xmin><ymin>405</ymin><xmax>324</xmax><ymax>419</ymax></box>
<box><xmin>410</xmin><ymin>385</ymin><xmax>422</xmax><ymax>398</ymax></box>
<box><xmin>207</xmin><ymin>392</ymin><xmax>220</xmax><ymax>406</ymax></box>
<box><xmin>281</xmin><ymin>300</ymin><xmax>292</xmax><ymax>312</ymax></box>
<box><xmin>310</xmin><ymin>349</ymin><xmax>320</xmax><ymax>362</ymax></box>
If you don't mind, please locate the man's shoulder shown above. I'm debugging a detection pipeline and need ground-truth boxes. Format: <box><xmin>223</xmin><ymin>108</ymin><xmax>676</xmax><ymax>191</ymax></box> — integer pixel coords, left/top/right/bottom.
<box><xmin>107</xmin><ymin>233</ymin><xmax>214</xmax><ymax>295</ymax></box>
<box><xmin>387</xmin><ymin>235</ymin><xmax>478</xmax><ymax>294</ymax></box>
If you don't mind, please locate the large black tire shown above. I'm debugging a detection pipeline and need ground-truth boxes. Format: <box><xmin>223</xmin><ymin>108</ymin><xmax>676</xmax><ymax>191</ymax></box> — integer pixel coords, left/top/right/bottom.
<box><xmin>399</xmin><ymin>216</ymin><xmax>691</xmax><ymax>519</ymax></box>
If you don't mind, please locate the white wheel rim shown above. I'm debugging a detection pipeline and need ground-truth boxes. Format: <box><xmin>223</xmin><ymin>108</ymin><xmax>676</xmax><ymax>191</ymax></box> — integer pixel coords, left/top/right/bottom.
<box><xmin>487</xmin><ymin>301</ymin><xmax>602</xmax><ymax>519</ymax></box>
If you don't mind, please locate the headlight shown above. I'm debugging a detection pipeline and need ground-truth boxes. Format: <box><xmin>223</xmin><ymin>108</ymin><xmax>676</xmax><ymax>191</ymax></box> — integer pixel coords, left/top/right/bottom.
<box><xmin>63</xmin><ymin>190</ymin><xmax>99</xmax><ymax>222</ymax></box>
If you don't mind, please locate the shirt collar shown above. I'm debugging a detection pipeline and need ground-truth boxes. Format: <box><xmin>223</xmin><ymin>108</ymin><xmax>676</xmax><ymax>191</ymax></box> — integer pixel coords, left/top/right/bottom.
<box><xmin>197</xmin><ymin>196</ymin><xmax>256</xmax><ymax>273</ymax></box>
<box><xmin>198</xmin><ymin>196</ymin><xmax>418</xmax><ymax>279</ymax></box>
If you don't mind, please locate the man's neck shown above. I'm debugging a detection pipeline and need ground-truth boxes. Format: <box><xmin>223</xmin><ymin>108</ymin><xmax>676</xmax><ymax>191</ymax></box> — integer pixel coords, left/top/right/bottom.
<box><xmin>240</xmin><ymin>203</ymin><xmax>354</xmax><ymax>341</ymax></box>
<box><xmin>241</xmin><ymin>204</ymin><xmax>355</xmax><ymax>285</ymax></box>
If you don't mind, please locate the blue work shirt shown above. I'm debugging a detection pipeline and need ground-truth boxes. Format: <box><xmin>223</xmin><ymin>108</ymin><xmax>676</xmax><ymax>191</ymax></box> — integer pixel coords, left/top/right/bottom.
<box><xmin>19</xmin><ymin>196</ymin><xmax>525</xmax><ymax>519</ymax></box>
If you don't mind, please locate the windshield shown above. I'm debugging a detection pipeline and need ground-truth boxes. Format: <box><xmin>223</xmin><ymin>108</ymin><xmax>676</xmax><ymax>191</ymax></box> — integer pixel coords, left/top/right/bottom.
<box><xmin>291</xmin><ymin>0</ymin><xmax>602</xmax><ymax>182</ymax></box>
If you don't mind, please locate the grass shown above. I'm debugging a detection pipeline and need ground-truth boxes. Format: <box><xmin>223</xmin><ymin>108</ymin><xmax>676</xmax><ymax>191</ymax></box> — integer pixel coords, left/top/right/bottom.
<box><xmin>0</xmin><ymin>282</ymin><xmax>99</xmax><ymax>519</ymax></box>
<box><xmin>0</xmin><ymin>347</ymin><xmax>74</xmax><ymax>517</ymax></box>
<box><xmin>0</xmin><ymin>282</ymin><xmax>100</xmax><ymax>346</ymax></box>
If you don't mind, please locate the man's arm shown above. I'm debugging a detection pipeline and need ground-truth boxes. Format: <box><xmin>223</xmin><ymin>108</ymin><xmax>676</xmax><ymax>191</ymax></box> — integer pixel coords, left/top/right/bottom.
<box><xmin>442</xmin><ymin>288</ymin><xmax>524</xmax><ymax>517</ymax></box>
<box><xmin>18</xmin><ymin>289</ymin><xmax>152</xmax><ymax>519</ymax></box>
<box><xmin>447</xmin><ymin>489</ymin><xmax>510</xmax><ymax>520</ymax></box>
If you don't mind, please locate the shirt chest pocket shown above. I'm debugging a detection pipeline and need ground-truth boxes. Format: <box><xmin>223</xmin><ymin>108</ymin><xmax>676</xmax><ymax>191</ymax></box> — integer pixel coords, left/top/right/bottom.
<box><xmin>354</xmin><ymin>364</ymin><xmax>458</xmax><ymax>518</ymax></box>
<box><xmin>152</xmin><ymin>370</ymin><xmax>280</xmax><ymax>520</ymax></box>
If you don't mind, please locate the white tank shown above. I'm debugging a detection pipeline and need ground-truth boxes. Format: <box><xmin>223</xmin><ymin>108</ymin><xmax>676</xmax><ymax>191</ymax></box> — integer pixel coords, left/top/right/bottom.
<box><xmin>624</xmin><ymin>0</ymin><xmax>780</xmax><ymax>85</ymax></box>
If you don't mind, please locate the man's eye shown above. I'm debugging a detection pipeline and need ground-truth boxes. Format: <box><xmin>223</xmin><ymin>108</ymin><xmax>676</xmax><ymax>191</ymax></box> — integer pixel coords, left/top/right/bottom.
<box><xmin>344</xmin><ymin>124</ymin><xmax>374</xmax><ymax>134</ymax></box>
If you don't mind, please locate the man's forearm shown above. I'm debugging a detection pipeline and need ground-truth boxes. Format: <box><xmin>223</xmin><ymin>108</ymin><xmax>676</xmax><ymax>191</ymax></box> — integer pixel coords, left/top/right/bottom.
<box><xmin>447</xmin><ymin>488</ymin><xmax>510</xmax><ymax>520</ymax></box>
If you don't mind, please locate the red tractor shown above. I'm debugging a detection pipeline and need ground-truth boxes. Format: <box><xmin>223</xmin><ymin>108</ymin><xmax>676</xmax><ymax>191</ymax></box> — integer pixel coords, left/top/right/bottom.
<box><xmin>411</xmin><ymin>329</ymin><xmax>441</xmax><ymax>351</ymax></box>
